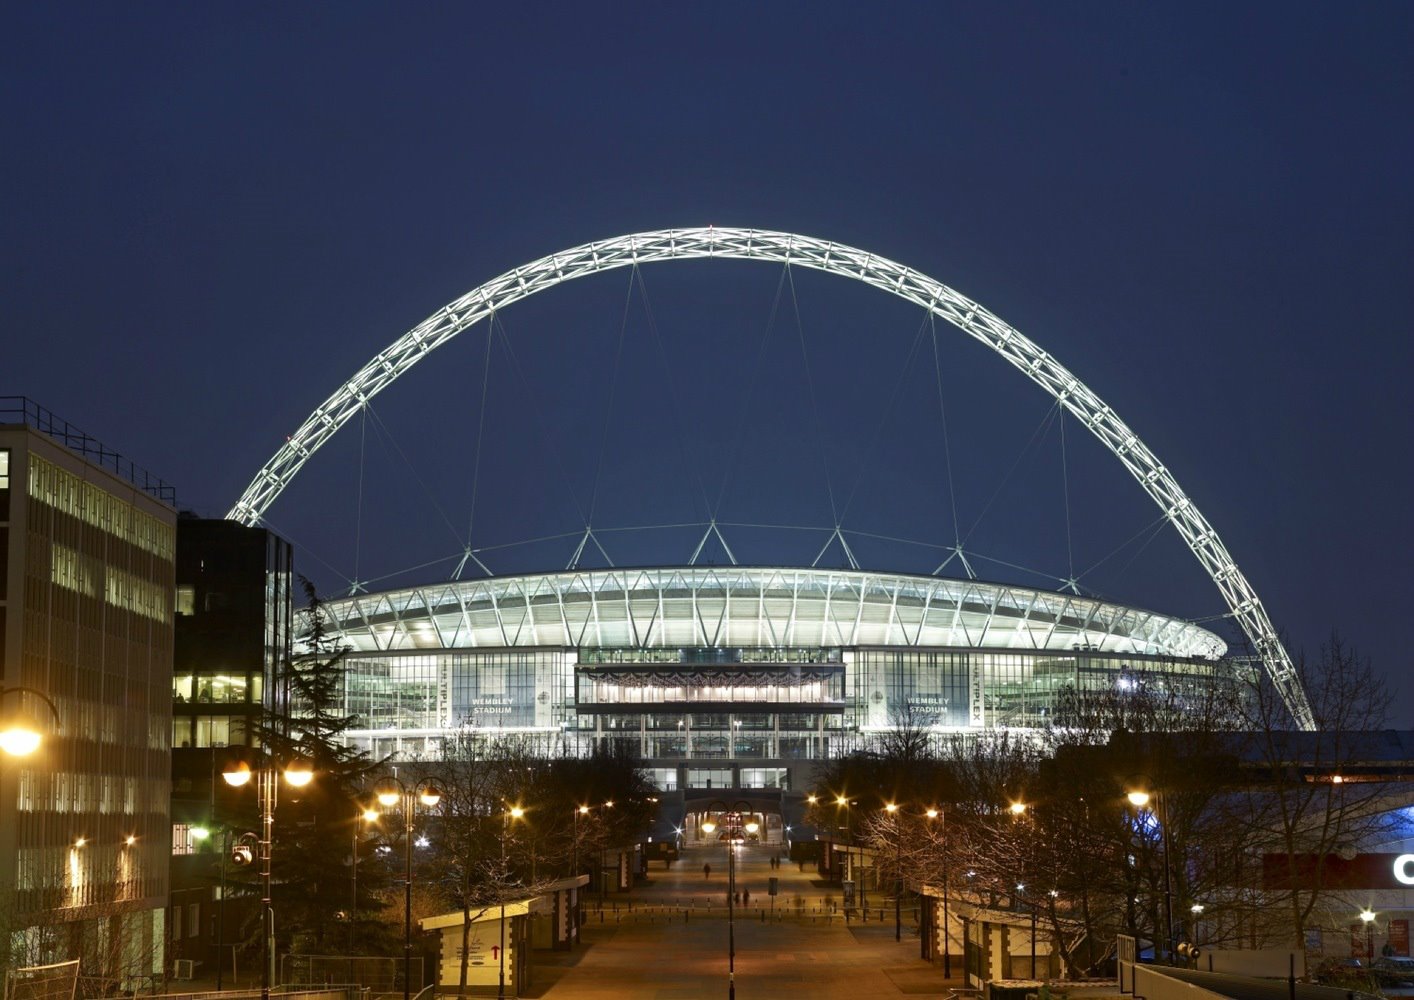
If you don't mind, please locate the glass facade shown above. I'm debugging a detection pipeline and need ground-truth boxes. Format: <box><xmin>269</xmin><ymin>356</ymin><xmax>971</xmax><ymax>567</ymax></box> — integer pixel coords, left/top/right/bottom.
<box><xmin>332</xmin><ymin>640</ymin><xmax>1233</xmax><ymax>774</ymax></box>
<box><xmin>2</xmin><ymin>433</ymin><xmax>174</xmax><ymax>978</ymax></box>
<box><xmin>315</xmin><ymin>569</ymin><xmax>1238</xmax><ymax>792</ymax></box>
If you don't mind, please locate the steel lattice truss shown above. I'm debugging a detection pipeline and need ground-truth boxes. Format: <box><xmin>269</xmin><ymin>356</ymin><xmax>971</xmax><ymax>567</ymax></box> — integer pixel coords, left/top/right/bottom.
<box><xmin>227</xmin><ymin>227</ymin><xmax>1314</xmax><ymax>729</ymax></box>
<box><xmin>313</xmin><ymin>567</ymin><xmax>1227</xmax><ymax>660</ymax></box>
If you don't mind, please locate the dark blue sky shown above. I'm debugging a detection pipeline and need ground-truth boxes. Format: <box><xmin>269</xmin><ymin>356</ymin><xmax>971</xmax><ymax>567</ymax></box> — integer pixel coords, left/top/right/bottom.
<box><xmin>5</xmin><ymin>4</ymin><xmax>1411</xmax><ymax>723</ymax></box>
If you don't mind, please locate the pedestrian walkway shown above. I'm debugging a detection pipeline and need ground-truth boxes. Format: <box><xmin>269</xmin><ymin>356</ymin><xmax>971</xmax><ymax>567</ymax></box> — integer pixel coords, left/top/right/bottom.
<box><xmin>529</xmin><ymin>844</ymin><xmax>963</xmax><ymax>998</ymax></box>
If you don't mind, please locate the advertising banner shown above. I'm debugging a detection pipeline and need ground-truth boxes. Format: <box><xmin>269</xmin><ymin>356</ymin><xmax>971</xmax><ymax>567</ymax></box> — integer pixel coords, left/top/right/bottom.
<box><xmin>1390</xmin><ymin>919</ymin><xmax>1410</xmax><ymax>957</ymax></box>
<box><xmin>1352</xmin><ymin>923</ymin><xmax>1370</xmax><ymax>959</ymax></box>
<box><xmin>1264</xmin><ymin>853</ymin><xmax>1414</xmax><ymax>891</ymax></box>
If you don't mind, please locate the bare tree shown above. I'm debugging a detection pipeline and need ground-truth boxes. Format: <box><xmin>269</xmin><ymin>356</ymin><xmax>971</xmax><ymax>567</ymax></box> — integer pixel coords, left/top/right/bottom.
<box><xmin>1236</xmin><ymin>633</ymin><xmax>1395</xmax><ymax>950</ymax></box>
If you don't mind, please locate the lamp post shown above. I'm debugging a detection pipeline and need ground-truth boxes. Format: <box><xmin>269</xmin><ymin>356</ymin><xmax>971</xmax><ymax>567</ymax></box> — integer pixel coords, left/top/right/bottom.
<box><xmin>1127</xmin><ymin>784</ymin><xmax>1174</xmax><ymax>964</ymax></box>
<box><xmin>926</xmin><ymin>807</ymin><xmax>951</xmax><ymax>976</ymax></box>
<box><xmin>0</xmin><ymin>684</ymin><xmax>61</xmax><ymax>757</ymax></box>
<box><xmin>373</xmin><ymin>777</ymin><xmax>443</xmax><ymax>1000</ymax></box>
<box><xmin>500</xmin><ymin>804</ymin><xmax>525</xmax><ymax>1000</ymax></box>
<box><xmin>701</xmin><ymin>799</ymin><xmax>757</xmax><ymax>1000</ymax></box>
<box><xmin>346</xmin><ymin>806</ymin><xmax>379</xmax><ymax>978</ymax></box>
<box><xmin>190</xmin><ymin>826</ymin><xmax>229</xmax><ymax>989</ymax></box>
<box><xmin>885</xmin><ymin>803</ymin><xmax>902</xmax><ymax>942</ymax></box>
<box><xmin>1361</xmin><ymin>909</ymin><xmax>1376</xmax><ymax>961</ymax></box>
<box><xmin>573</xmin><ymin>805</ymin><xmax>589</xmax><ymax>879</ymax></box>
<box><xmin>222</xmin><ymin>755</ymin><xmax>315</xmax><ymax>1000</ymax></box>
<box><xmin>835</xmin><ymin>795</ymin><xmax>860</xmax><ymax>907</ymax></box>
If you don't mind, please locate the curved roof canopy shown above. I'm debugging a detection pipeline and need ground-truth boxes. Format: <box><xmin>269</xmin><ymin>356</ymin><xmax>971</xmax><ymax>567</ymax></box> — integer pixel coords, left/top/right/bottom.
<box><xmin>309</xmin><ymin>566</ymin><xmax>1226</xmax><ymax>660</ymax></box>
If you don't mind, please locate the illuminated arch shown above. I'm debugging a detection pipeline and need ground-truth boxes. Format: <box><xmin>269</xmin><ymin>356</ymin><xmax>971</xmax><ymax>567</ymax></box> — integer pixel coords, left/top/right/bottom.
<box><xmin>227</xmin><ymin>228</ymin><xmax>1314</xmax><ymax>728</ymax></box>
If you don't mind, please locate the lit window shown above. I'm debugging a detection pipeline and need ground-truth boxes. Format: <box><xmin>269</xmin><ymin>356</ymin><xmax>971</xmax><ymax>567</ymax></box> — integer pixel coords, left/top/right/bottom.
<box><xmin>175</xmin><ymin>586</ymin><xmax>195</xmax><ymax>617</ymax></box>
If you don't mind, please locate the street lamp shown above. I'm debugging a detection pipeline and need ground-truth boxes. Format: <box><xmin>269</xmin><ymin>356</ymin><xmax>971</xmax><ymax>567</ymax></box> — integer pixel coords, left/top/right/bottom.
<box><xmin>191</xmin><ymin>825</ymin><xmax>232</xmax><ymax>989</ymax></box>
<box><xmin>923</xmin><ymin>807</ymin><xmax>952</xmax><ymax>975</ymax></box>
<box><xmin>1126</xmin><ymin>781</ymin><xmax>1175</xmax><ymax>965</ymax></box>
<box><xmin>1361</xmin><ymin>909</ymin><xmax>1377</xmax><ymax>960</ymax></box>
<box><xmin>834</xmin><ymin>795</ymin><xmax>863</xmax><ymax>907</ymax></box>
<box><xmin>884</xmin><ymin>804</ymin><xmax>903</xmax><ymax>941</ymax></box>
<box><xmin>500</xmin><ymin>804</ymin><xmax>526</xmax><ymax>1000</ymax></box>
<box><xmin>0</xmin><ymin>685</ymin><xmax>61</xmax><ymax>757</ymax></box>
<box><xmin>346</xmin><ymin>806</ymin><xmax>380</xmax><ymax>977</ymax></box>
<box><xmin>373</xmin><ymin>776</ymin><xmax>442</xmax><ymax>1000</ymax></box>
<box><xmin>701</xmin><ymin>799</ymin><xmax>754</xmax><ymax>1000</ymax></box>
<box><xmin>222</xmin><ymin>754</ymin><xmax>316</xmax><ymax>1000</ymax></box>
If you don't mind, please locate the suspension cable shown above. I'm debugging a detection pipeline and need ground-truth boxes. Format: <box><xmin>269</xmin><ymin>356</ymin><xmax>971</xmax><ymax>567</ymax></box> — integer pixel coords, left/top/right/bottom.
<box><xmin>251</xmin><ymin>512</ymin><xmax>356</xmax><ymax>593</ymax></box>
<box><xmin>785</xmin><ymin>265</ymin><xmax>840</xmax><ymax>526</ymax></box>
<box><xmin>463</xmin><ymin>319</ymin><xmax>496</xmax><ymax>547</ymax></box>
<box><xmin>712</xmin><ymin>264</ymin><xmax>791</xmax><ymax>518</ymax></box>
<box><xmin>1074</xmin><ymin>512</ymin><xmax>1171</xmax><ymax>583</ymax></box>
<box><xmin>960</xmin><ymin>400</ymin><xmax>1062</xmax><ymax>547</ymax></box>
<box><xmin>362</xmin><ymin>400</ymin><xmax>466</xmax><ymax>550</ymax></box>
<box><xmin>1060</xmin><ymin>407</ymin><xmax>1075</xmax><ymax>585</ymax></box>
<box><xmin>353</xmin><ymin>403</ymin><xmax>367</xmax><ymax>588</ymax></box>
<box><xmin>585</xmin><ymin>265</ymin><xmax>638</xmax><ymax>528</ymax></box>
<box><xmin>930</xmin><ymin>313</ymin><xmax>963</xmax><ymax>549</ymax></box>
<box><xmin>633</xmin><ymin>266</ymin><xmax>714</xmax><ymax>521</ymax></box>
<box><xmin>837</xmin><ymin>310</ymin><xmax>933</xmax><ymax>521</ymax></box>
<box><xmin>489</xmin><ymin>312</ymin><xmax>589</xmax><ymax>527</ymax></box>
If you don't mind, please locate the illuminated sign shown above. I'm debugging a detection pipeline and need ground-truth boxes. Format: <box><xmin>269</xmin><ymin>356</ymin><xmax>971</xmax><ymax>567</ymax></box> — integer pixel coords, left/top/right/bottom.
<box><xmin>1395</xmin><ymin>854</ymin><xmax>1414</xmax><ymax>886</ymax></box>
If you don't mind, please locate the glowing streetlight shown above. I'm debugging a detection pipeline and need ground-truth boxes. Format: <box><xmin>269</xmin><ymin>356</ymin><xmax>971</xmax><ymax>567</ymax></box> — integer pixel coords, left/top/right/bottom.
<box><xmin>1009</xmin><ymin>801</ymin><xmax>1027</xmax><ymax>816</ymax></box>
<box><xmin>371</xmin><ymin>776</ymin><xmax>443</xmax><ymax>1000</ymax></box>
<box><xmin>0</xmin><ymin>685</ymin><xmax>61</xmax><ymax>757</ymax></box>
<box><xmin>223</xmin><ymin>755</ymin><xmax>316</xmax><ymax>1000</ymax></box>
<box><xmin>1126</xmin><ymin>778</ymin><xmax>1175</xmax><ymax>964</ymax></box>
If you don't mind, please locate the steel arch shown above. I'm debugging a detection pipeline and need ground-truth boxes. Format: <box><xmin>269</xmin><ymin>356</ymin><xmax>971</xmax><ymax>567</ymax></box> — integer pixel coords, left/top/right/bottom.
<box><xmin>226</xmin><ymin>227</ymin><xmax>1314</xmax><ymax>729</ymax></box>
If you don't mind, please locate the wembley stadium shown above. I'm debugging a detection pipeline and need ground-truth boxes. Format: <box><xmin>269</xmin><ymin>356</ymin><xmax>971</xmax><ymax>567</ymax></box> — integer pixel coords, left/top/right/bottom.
<box><xmin>304</xmin><ymin>566</ymin><xmax>1233</xmax><ymax>794</ymax></box>
<box><xmin>245</xmin><ymin>227</ymin><xmax>1312</xmax><ymax>833</ymax></box>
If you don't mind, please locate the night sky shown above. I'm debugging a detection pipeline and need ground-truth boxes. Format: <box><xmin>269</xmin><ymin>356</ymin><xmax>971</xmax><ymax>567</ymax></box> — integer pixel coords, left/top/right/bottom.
<box><xmin>5</xmin><ymin>4</ymin><xmax>1411</xmax><ymax>724</ymax></box>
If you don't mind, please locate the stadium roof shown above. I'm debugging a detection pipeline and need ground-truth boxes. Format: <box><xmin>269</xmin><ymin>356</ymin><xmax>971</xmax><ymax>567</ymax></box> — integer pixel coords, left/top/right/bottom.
<box><xmin>310</xmin><ymin>566</ymin><xmax>1226</xmax><ymax>659</ymax></box>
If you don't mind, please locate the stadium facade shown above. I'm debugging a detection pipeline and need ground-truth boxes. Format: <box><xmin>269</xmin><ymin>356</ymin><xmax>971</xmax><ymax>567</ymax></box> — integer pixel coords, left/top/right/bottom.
<box><xmin>310</xmin><ymin>566</ymin><xmax>1235</xmax><ymax>800</ymax></box>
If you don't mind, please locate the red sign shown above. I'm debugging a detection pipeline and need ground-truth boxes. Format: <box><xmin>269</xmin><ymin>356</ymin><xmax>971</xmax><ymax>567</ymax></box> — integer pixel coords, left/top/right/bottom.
<box><xmin>1264</xmin><ymin>853</ymin><xmax>1413</xmax><ymax>891</ymax></box>
<box><xmin>1391</xmin><ymin>919</ymin><xmax>1410</xmax><ymax>957</ymax></box>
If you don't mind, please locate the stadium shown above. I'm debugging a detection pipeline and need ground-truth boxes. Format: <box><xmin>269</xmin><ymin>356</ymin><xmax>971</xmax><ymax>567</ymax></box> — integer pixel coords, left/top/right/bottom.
<box><xmin>242</xmin><ymin>228</ymin><xmax>1311</xmax><ymax>833</ymax></box>
<box><xmin>310</xmin><ymin>564</ymin><xmax>1229</xmax><ymax>767</ymax></box>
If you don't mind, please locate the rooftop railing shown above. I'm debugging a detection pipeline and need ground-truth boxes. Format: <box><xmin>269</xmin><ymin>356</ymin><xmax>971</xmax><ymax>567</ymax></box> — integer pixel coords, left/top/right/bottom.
<box><xmin>0</xmin><ymin>396</ymin><xmax>177</xmax><ymax>505</ymax></box>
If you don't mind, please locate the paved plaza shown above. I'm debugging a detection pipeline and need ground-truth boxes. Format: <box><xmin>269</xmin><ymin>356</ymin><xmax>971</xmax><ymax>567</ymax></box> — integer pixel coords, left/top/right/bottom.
<box><xmin>528</xmin><ymin>842</ymin><xmax>963</xmax><ymax>998</ymax></box>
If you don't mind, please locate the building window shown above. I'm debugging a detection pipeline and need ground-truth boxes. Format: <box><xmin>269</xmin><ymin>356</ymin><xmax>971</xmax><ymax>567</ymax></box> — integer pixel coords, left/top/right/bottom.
<box><xmin>740</xmin><ymin>768</ymin><xmax>788</xmax><ymax>789</ymax></box>
<box><xmin>188</xmin><ymin>903</ymin><xmax>200</xmax><ymax>939</ymax></box>
<box><xmin>649</xmin><ymin>768</ymin><xmax>678</xmax><ymax>791</ymax></box>
<box><xmin>194</xmin><ymin>717</ymin><xmax>231</xmax><ymax>747</ymax></box>
<box><xmin>685</xmin><ymin>768</ymin><xmax>733</xmax><ymax>789</ymax></box>
<box><xmin>175</xmin><ymin>585</ymin><xmax>195</xmax><ymax>617</ymax></box>
<box><xmin>172</xmin><ymin>824</ymin><xmax>197</xmax><ymax>856</ymax></box>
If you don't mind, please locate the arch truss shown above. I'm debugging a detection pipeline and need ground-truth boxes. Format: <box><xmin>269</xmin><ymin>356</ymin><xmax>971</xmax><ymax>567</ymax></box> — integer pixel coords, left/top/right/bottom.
<box><xmin>227</xmin><ymin>227</ymin><xmax>1315</xmax><ymax>729</ymax></box>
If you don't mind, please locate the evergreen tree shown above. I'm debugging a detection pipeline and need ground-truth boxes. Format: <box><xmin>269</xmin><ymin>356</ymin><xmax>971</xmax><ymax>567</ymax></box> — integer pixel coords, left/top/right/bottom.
<box><xmin>233</xmin><ymin>577</ymin><xmax>392</xmax><ymax>956</ymax></box>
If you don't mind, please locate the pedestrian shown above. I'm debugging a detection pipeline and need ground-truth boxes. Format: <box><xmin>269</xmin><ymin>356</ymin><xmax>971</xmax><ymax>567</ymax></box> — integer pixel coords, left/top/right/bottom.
<box><xmin>734</xmin><ymin>891</ymin><xmax>741</xmax><ymax>905</ymax></box>
<box><xmin>743</xmin><ymin>888</ymin><xmax>750</xmax><ymax>906</ymax></box>
<box><xmin>704</xmin><ymin>862</ymin><xmax>712</xmax><ymax>879</ymax></box>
